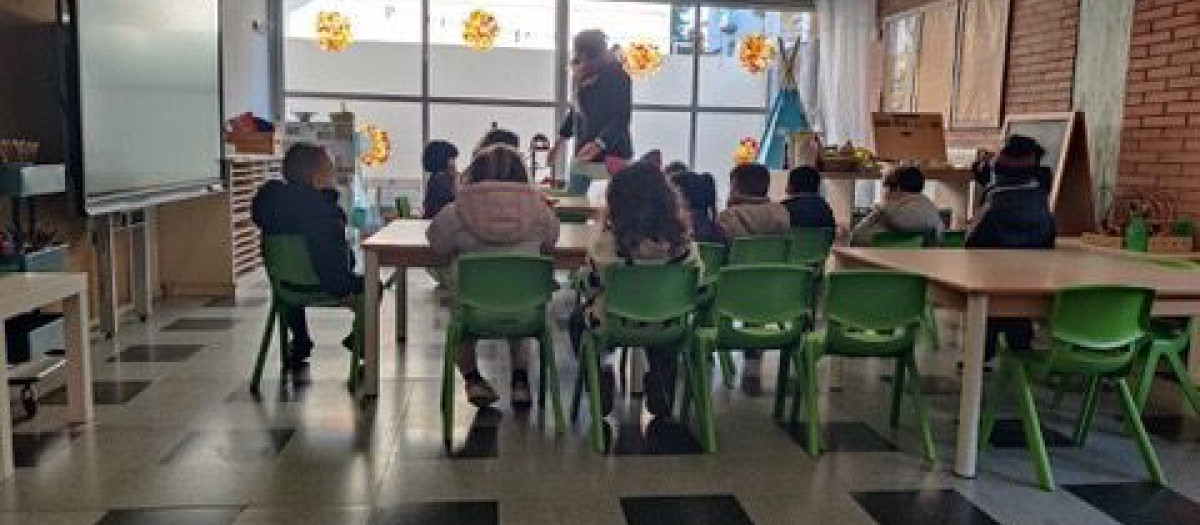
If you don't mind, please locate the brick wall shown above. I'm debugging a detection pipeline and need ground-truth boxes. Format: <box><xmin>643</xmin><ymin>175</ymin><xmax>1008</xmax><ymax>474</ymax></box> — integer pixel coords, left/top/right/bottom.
<box><xmin>1117</xmin><ymin>0</ymin><xmax>1200</xmax><ymax>218</ymax></box>
<box><xmin>878</xmin><ymin>0</ymin><xmax>1081</xmax><ymax>150</ymax></box>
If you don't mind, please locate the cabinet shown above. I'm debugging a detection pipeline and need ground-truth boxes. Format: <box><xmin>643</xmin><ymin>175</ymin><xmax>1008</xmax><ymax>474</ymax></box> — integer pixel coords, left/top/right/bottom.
<box><xmin>157</xmin><ymin>155</ymin><xmax>278</xmax><ymax>297</ymax></box>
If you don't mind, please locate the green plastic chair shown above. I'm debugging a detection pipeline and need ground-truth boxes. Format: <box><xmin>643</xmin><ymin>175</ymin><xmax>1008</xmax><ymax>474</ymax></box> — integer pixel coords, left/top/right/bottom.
<box><xmin>442</xmin><ymin>253</ymin><xmax>565</xmax><ymax>445</ymax></box>
<box><xmin>870</xmin><ymin>232</ymin><xmax>941</xmax><ymax>350</ymax></box>
<box><xmin>556</xmin><ymin>210</ymin><xmax>591</xmax><ymax>224</ymax></box>
<box><xmin>728</xmin><ymin>235</ymin><xmax>790</xmax><ymax>265</ymax></box>
<box><xmin>979</xmin><ymin>285</ymin><xmax>1166</xmax><ymax>491</ymax></box>
<box><xmin>689</xmin><ymin>264</ymin><xmax>815</xmax><ymax>452</ymax></box>
<box><xmin>788</xmin><ymin>227</ymin><xmax>835</xmax><ymax>267</ymax></box>
<box><xmin>1131</xmin><ymin>318</ymin><xmax>1200</xmax><ymax>415</ymax></box>
<box><xmin>793</xmin><ymin>270</ymin><xmax>937</xmax><ymax>461</ymax></box>
<box><xmin>696</xmin><ymin>242</ymin><xmax>737</xmax><ymax>389</ymax></box>
<box><xmin>571</xmin><ymin>264</ymin><xmax>699</xmax><ymax>452</ymax></box>
<box><xmin>941</xmin><ymin>230</ymin><xmax>967</xmax><ymax>248</ymax></box>
<box><xmin>252</xmin><ymin>235</ymin><xmax>364</xmax><ymax>393</ymax></box>
<box><xmin>395</xmin><ymin>196</ymin><xmax>413</xmax><ymax>219</ymax></box>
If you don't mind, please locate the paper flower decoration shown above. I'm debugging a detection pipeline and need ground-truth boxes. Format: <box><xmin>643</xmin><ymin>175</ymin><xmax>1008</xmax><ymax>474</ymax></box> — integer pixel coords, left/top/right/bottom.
<box><xmin>463</xmin><ymin>9</ymin><xmax>499</xmax><ymax>51</ymax></box>
<box><xmin>621</xmin><ymin>40</ymin><xmax>664</xmax><ymax>78</ymax></box>
<box><xmin>737</xmin><ymin>34</ymin><xmax>776</xmax><ymax>74</ymax></box>
<box><xmin>316</xmin><ymin>11</ymin><xmax>353</xmax><ymax>52</ymax></box>
<box><xmin>360</xmin><ymin>125</ymin><xmax>391</xmax><ymax>168</ymax></box>
<box><xmin>733</xmin><ymin>138</ymin><xmax>760</xmax><ymax>165</ymax></box>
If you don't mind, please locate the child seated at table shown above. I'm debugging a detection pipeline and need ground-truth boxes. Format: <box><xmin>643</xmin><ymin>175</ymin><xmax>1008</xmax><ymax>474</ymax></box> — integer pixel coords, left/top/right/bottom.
<box><xmin>427</xmin><ymin>144</ymin><xmax>561</xmax><ymax>409</ymax></box>
<box><xmin>672</xmin><ymin>170</ymin><xmax>726</xmax><ymax>244</ymax></box>
<box><xmin>718</xmin><ymin>163</ymin><xmax>791</xmax><ymax>238</ymax></box>
<box><xmin>966</xmin><ymin>136</ymin><xmax>1056</xmax><ymax>360</ymax></box>
<box><xmin>421</xmin><ymin>140</ymin><xmax>460</xmax><ymax>220</ymax></box>
<box><xmin>849</xmin><ymin>166</ymin><xmax>944</xmax><ymax>247</ymax></box>
<box><xmin>781</xmin><ymin>166</ymin><xmax>835</xmax><ymax>229</ymax></box>
<box><xmin>252</xmin><ymin>143</ymin><xmax>363</xmax><ymax>368</ymax></box>
<box><xmin>569</xmin><ymin>162</ymin><xmax>704</xmax><ymax>418</ymax></box>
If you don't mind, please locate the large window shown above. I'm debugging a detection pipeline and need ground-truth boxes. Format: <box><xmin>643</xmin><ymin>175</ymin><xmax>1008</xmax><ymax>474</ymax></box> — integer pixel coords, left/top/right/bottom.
<box><xmin>283</xmin><ymin>0</ymin><xmax>812</xmax><ymax>184</ymax></box>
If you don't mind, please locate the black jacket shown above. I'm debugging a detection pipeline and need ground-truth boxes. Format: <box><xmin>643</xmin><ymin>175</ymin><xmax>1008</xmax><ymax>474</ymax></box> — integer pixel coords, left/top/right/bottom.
<box><xmin>781</xmin><ymin>193</ymin><xmax>836</xmax><ymax>229</ymax></box>
<box><xmin>251</xmin><ymin>180</ymin><xmax>363</xmax><ymax>297</ymax></box>
<box><xmin>422</xmin><ymin>170</ymin><xmax>455</xmax><ymax>220</ymax></box>
<box><xmin>559</xmin><ymin>60</ymin><xmax>634</xmax><ymax>160</ymax></box>
<box><xmin>966</xmin><ymin>182</ymin><xmax>1056</xmax><ymax>249</ymax></box>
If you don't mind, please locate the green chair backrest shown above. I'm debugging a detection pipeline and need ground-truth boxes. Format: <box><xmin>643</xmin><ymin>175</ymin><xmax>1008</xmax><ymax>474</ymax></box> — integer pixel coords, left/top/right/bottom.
<box><xmin>395</xmin><ymin>196</ymin><xmax>413</xmax><ymax>219</ymax></box>
<box><xmin>941</xmin><ymin>230</ymin><xmax>966</xmax><ymax>248</ymax></box>
<box><xmin>824</xmin><ymin>270</ymin><xmax>927</xmax><ymax>331</ymax></box>
<box><xmin>729</xmin><ymin>235</ymin><xmax>790</xmax><ymax>265</ymax></box>
<box><xmin>604</xmin><ymin>263</ymin><xmax>698</xmax><ymax>324</ymax></box>
<box><xmin>870</xmin><ymin>231</ymin><xmax>926</xmax><ymax>249</ymax></box>
<box><xmin>789</xmin><ymin>227</ymin><xmax>835</xmax><ymax>266</ymax></box>
<box><xmin>715</xmin><ymin>264</ymin><xmax>814</xmax><ymax>325</ymax></box>
<box><xmin>556</xmin><ymin>210</ymin><xmax>591</xmax><ymax>224</ymax></box>
<box><xmin>1041</xmin><ymin>285</ymin><xmax>1155</xmax><ymax>374</ymax></box>
<box><xmin>456</xmin><ymin>253</ymin><xmax>555</xmax><ymax>313</ymax></box>
<box><xmin>261</xmin><ymin>235</ymin><xmax>328</xmax><ymax>305</ymax></box>
<box><xmin>697</xmin><ymin>242</ymin><xmax>727</xmax><ymax>277</ymax></box>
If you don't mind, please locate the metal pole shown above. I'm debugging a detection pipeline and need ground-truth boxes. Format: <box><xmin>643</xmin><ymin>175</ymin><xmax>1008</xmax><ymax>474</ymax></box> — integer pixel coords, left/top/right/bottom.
<box><xmin>689</xmin><ymin>2</ymin><xmax>701</xmax><ymax>168</ymax></box>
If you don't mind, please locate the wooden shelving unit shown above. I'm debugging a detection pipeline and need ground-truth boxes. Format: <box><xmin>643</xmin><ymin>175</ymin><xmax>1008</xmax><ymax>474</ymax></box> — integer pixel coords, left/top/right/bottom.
<box><xmin>157</xmin><ymin>155</ymin><xmax>279</xmax><ymax>297</ymax></box>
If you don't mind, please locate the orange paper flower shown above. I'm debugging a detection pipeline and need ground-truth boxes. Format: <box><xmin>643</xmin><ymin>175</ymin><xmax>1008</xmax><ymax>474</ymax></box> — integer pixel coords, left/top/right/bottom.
<box><xmin>621</xmin><ymin>40</ymin><xmax>664</xmax><ymax>78</ymax></box>
<box><xmin>316</xmin><ymin>11</ymin><xmax>353</xmax><ymax>52</ymax></box>
<box><xmin>737</xmin><ymin>34</ymin><xmax>776</xmax><ymax>74</ymax></box>
<box><xmin>463</xmin><ymin>9</ymin><xmax>499</xmax><ymax>51</ymax></box>
<box><xmin>733</xmin><ymin>138</ymin><xmax>760</xmax><ymax>165</ymax></box>
<box><xmin>360</xmin><ymin>125</ymin><xmax>391</xmax><ymax>168</ymax></box>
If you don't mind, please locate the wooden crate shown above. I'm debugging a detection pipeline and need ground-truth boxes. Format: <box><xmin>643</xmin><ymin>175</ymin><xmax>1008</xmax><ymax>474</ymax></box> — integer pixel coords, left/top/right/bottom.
<box><xmin>225</xmin><ymin>131</ymin><xmax>281</xmax><ymax>155</ymax></box>
<box><xmin>1080</xmin><ymin>232</ymin><xmax>1123</xmax><ymax>249</ymax></box>
<box><xmin>1148</xmin><ymin>236</ymin><xmax>1195</xmax><ymax>254</ymax></box>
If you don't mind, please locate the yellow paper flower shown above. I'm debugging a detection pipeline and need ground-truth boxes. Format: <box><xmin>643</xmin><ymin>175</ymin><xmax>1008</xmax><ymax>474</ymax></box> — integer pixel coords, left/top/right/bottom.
<box><xmin>621</xmin><ymin>40</ymin><xmax>664</xmax><ymax>78</ymax></box>
<box><xmin>733</xmin><ymin>138</ymin><xmax>760</xmax><ymax>165</ymax></box>
<box><xmin>738</xmin><ymin>34</ymin><xmax>776</xmax><ymax>74</ymax></box>
<box><xmin>463</xmin><ymin>9</ymin><xmax>499</xmax><ymax>51</ymax></box>
<box><xmin>360</xmin><ymin>125</ymin><xmax>391</xmax><ymax>168</ymax></box>
<box><xmin>316</xmin><ymin>11</ymin><xmax>353</xmax><ymax>52</ymax></box>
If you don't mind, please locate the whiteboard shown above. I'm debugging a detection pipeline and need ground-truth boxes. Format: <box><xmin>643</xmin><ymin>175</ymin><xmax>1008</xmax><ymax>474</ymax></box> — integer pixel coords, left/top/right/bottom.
<box><xmin>76</xmin><ymin>0</ymin><xmax>222</xmax><ymax>214</ymax></box>
<box><xmin>1004</xmin><ymin>117</ymin><xmax>1072</xmax><ymax>173</ymax></box>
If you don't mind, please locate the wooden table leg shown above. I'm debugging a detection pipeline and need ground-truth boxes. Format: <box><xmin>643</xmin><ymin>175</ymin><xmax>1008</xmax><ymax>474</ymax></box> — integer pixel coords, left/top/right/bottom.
<box><xmin>955</xmin><ymin>293</ymin><xmax>989</xmax><ymax>477</ymax></box>
<box><xmin>363</xmin><ymin>251</ymin><xmax>381</xmax><ymax>399</ymax></box>
<box><xmin>0</xmin><ymin>324</ymin><xmax>13</xmax><ymax>479</ymax></box>
<box><xmin>64</xmin><ymin>292</ymin><xmax>94</xmax><ymax>423</ymax></box>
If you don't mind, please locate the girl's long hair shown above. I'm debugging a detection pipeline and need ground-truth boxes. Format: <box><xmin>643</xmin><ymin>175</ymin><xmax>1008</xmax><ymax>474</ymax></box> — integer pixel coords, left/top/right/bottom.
<box><xmin>606</xmin><ymin>162</ymin><xmax>689</xmax><ymax>257</ymax></box>
<box><xmin>672</xmin><ymin>171</ymin><xmax>718</xmax><ymax>223</ymax></box>
<box><xmin>464</xmin><ymin>144</ymin><xmax>528</xmax><ymax>184</ymax></box>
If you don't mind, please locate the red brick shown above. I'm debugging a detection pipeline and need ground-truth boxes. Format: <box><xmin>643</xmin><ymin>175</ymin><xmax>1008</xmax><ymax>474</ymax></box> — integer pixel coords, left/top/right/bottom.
<box><xmin>1134</xmin><ymin>162</ymin><xmax>1183</xmax><ymax>176</ymax></box>
<box><xmin>1139</xmin><ymin>138</ymin><xmax>1185</xmax><ymax>151</ymax></box>
<box><xmin>1168</xmin><ymin>76</ymin><xmax>1200</xmax><ymax>89</ymax></box>
<box><xmin>1154</xmin><ymin>14</ymin><xmax>1198</xmax><ymax>31</ymax></box>
<box><xmin>1144</xmin><ymin>115</ymin><xmax>1189</xmax><ymax>126</ymax></box>
<box><xmin>1125</xmin><ymin>103</ymin><xmax>1165</xmax><ymax>117</ymax></box>
<box><xmin>1167</xmin><ymin>100</ymin><xmax>1200</xmax><ymax>113</ymax></box>
<box><xmin>1141</xmin><ymin>6</ymin><xmax>1179</xmax><ymax>22</ymax></box>
<box><xmin>1171</xmin><ymin>50</ymin><xmax>1200</xmax><ymax>65</ymax></box>
<box><xmin>1127</xmin><ymin>129</ymin><xmax>1165</xmax><ymax>140</ymax></box>
<box><xmin>1148</xmin><ymin>65</ymin><xmax>1192</xmax><ymax>79</ymax></box>
<box><xmin>1176</xmin><ymin>25</ymin><xmax>1200</xmax><ymax>39</ymax></box>
<box><xmin>1147</xmin><ymin>90</ymin><xmax>1191</xmax><ymax>103</ymax></box>
<box><xmin>1160</xmin><ymin>151</ymin><xmax>1200</xmax><ymax>163</ymax></box>
<box><xmin>1130</xmin><ymin>56</ymin><xmax>1170</xmax><ymax>70</ymax></box>
<box><xmin>1178</xmin><ymin>1</ymin><xmax>1200</xmax><ymax>14</ymax></box>
<box><xmin>1150</xmin><ymin>39</ymin><xmax>1197</xmax><ymax>57</ymax></box>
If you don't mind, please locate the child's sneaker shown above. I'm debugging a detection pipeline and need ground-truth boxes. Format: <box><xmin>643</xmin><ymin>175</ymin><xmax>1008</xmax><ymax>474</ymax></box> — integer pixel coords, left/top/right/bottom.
<box><xmin>466</xmin><ymin>378</ymin><xmax>500</xmax><ymax>407</ymax></box>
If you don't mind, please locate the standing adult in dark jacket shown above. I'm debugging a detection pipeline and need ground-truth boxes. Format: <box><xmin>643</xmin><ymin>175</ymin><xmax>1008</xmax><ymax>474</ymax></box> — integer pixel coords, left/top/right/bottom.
<box><xmin>966</xmin><ymin>137</ymin><xmax>1056</xmax><ymax>361</ymax></box>
<box><xmin>553</xmin><ymin>29</ymin><xmax>633</xmax><ymax>194</ymax></box>
<box><xmin>252</xmin><ymin>143</ymin><xmax>363</xmax><ymax>367</ymax></box>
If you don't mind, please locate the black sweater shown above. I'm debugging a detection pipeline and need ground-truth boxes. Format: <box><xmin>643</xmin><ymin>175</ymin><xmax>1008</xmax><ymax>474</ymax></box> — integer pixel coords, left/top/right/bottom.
<box><xmin>251</xmin><ymin>180</ymin><xmax>363</xmax><ymax>297</ymax></box>
<box><xmin>559</xmin><ymin>60</ymin><xmax>634</xmax><ymax>160</ymax></box>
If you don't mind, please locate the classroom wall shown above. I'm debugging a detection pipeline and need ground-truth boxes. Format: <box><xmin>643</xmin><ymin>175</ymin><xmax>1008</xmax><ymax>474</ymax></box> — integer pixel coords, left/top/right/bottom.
<box><xmin>222</xmin><ymin>0</ymin><xmax>274</xmax><ymax>120</ymax></box>
<box><xmin>877</xmin><ymin>0</ymin><xmax>1081</xmax><ymax>150</ymax></box>
<box><xmin>1116</xmin><ymin>0</ymin><xmax>1200</xmax><ymax>218</ymax></box>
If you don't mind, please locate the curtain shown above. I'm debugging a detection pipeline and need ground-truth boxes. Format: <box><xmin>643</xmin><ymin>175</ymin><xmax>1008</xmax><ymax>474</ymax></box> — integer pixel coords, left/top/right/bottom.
<box><xmin>815</xmin><ymin>0</ymin><xmax>878</xmax><ymax>205</ymax></box>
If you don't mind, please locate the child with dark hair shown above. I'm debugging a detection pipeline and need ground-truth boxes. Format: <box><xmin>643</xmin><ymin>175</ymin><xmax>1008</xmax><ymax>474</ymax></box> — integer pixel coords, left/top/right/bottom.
<box><xmin>570</xmin><ymin>162</ymin><xmax>703</xmax><ymax>418</ymax></box>
<box><xmin>665</xmin><ymin>161</ymin><xmax>690</xmax><ymax>177</ymax></box>
<box><xmin>849</xmin><ymin>166</ymin><xmax>944</xmax><ymax>246</ymax></box>
<box><xmin>718</xmin><ymin>163</ymin><xmax>790</xmax><ymax>238</ymax></box>
<box><xmin>427</xmin><ymin>144</ymin><xmax>560</xmax><ymax>409</ymax></box>
<box><xmin>252</xmin><ymin>143</ymin><xmax>363</xmax><ymax>368</ymax></box>
<box><xmin>421</xmin><ymin>140</ymin><xmax>460</xmax><ymax>220</ymax></box>
<box><xmin>967</xmin><ymin>136</ymin><xmax>1056</xmax><ymax>360</ymax></box>
<box><xmin>781</xmin><ymin>166</ymin><xmax>835</xmax><ymax>228</ymax></box>
<box><xmin>476</xmin><ymin>127</ymin><xmax>521</xmax><ymax>153</ymax></box>
<box><xmin>672</xmin><ymin>171</ymin><xmax>725</xmax><ymax>244</ymax></box>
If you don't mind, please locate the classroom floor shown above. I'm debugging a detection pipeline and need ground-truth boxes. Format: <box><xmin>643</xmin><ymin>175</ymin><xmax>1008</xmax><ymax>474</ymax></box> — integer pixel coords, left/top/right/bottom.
<box><xmin>5</xmin><ymin>271</ymin><xmax>1200</xmax><ymax>525</ymax></box>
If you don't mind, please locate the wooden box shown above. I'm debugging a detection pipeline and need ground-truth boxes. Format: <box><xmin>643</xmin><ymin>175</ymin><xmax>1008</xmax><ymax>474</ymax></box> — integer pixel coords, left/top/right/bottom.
<box><xmin>225</xmin><ymin>131</ymin><xmax>281</xmax><ymax>155</ymax></box>
<box><xmin>1080</xmin><ymin>232</ymin><xmax>1123</xmax><ymax>249</ymax></box>
<box><xmin>1148</xmin><ymin>236</ymin><xmax>1194</xmax><ymax>254</ymax></box>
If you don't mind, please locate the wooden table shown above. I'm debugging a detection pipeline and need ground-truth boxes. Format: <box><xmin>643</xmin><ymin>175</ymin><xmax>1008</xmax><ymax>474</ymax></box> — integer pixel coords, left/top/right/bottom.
<box><xmin>834</xmin><ymin>247</ymin><xmax>1200</xmax><ymax>478</ymax></box>
<box><xmin>0</xmin><ymin>273</ymin><xmax>93</xmax><ymax>478</ymax></box>
<box><xmin>359</xmin><ymin>219</ymin><xmax>594</xmax><ymax>398</ymax></box>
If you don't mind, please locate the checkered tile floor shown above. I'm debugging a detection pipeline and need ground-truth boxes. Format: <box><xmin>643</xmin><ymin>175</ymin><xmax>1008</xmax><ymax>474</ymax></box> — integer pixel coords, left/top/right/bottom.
<box><xmin>6</xmin><ymin>271</ymin><xmax>1200</xmax><ymax>525</ymax></box>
